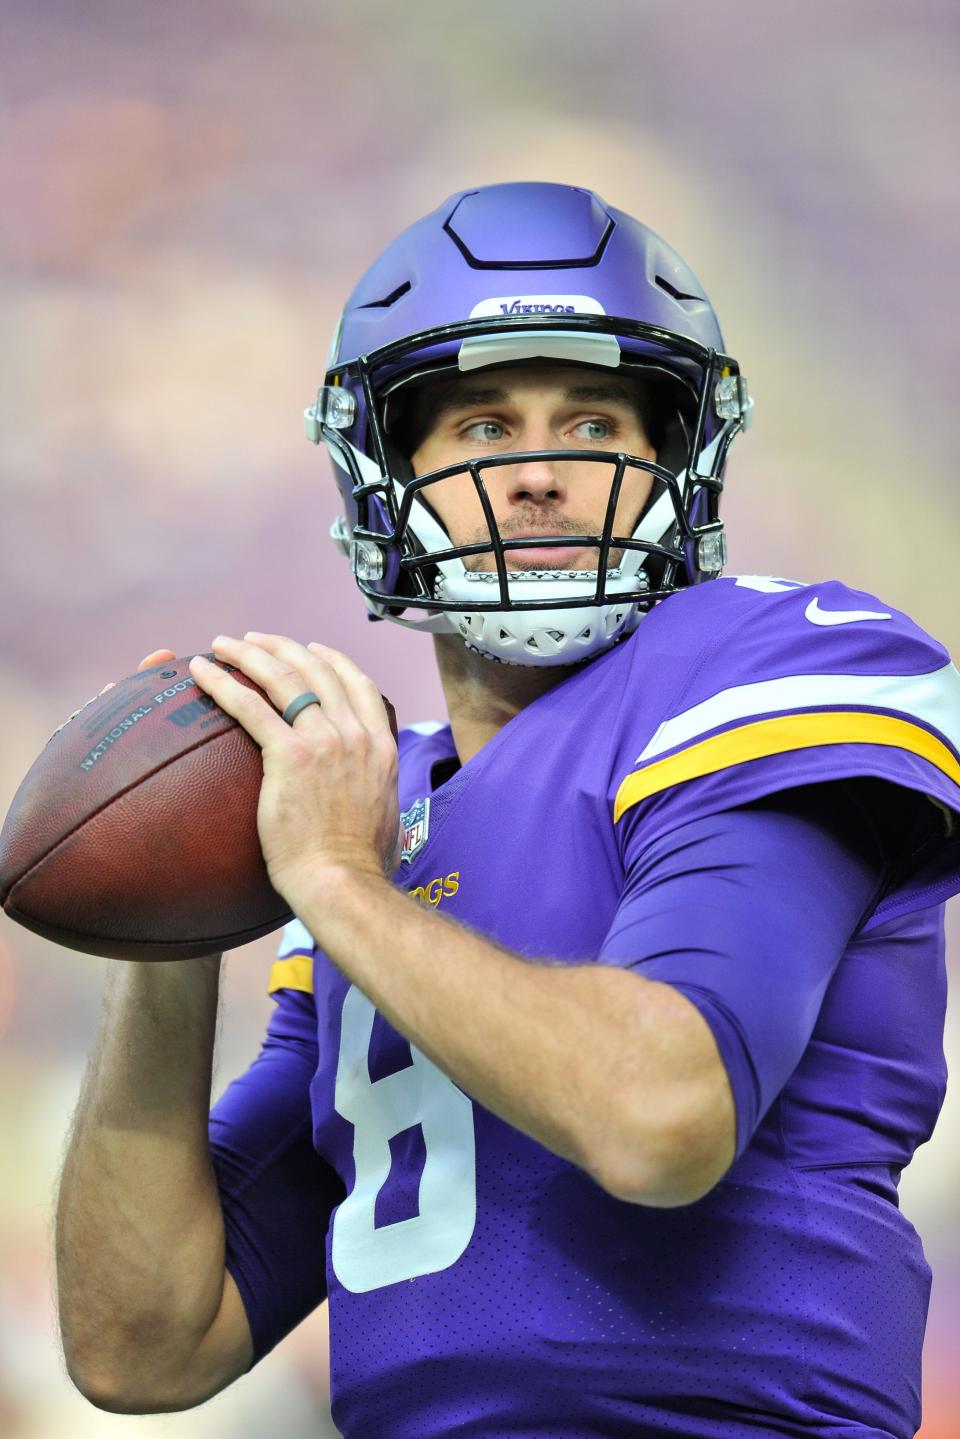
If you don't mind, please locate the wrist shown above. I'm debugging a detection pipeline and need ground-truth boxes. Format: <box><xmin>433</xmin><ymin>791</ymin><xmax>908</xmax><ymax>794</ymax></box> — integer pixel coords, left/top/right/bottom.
<box><xmin>277</xmin><ymin>858</ymin><xmax>393</xmax><ymax>922</ymax></box>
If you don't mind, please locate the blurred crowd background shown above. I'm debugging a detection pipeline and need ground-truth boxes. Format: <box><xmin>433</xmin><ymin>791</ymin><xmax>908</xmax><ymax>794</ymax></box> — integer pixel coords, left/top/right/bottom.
<box><xmin>1</xmin><ymin>1</ymin><xmax>958</xmax><ymax>1434</ymax></box>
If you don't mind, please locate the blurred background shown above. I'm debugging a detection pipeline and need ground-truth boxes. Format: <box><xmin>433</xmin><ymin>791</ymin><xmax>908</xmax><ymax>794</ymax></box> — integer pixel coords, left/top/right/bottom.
<box><xmin>1</xmin><ymin>0</ymin><xmax>958</xmax><ymax>1433</ymax></box>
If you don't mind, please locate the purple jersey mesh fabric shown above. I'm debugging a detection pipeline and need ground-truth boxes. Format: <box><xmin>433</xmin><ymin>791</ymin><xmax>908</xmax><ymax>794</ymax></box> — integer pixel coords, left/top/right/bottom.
<box><xmin>209</xmin><ymin>575</ymin><xmax>959</xmax><ymax>1438</ymax></box>
<box><xmin>208</xmin><ymin>990</ymin><xmax>343</xmax><ymax>1361</ymax></box>
<box><xmin>600</xmin><ymin>782</ymin><xmax>892</xmax><ymax>1160</ymax></box>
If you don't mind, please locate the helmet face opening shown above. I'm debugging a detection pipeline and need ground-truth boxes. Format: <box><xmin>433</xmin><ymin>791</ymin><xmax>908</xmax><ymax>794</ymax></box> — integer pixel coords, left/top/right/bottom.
<box><xmin>310</xmin><ymin>185</ymin><xmax>751</xmax><ymax>666</ymax></box>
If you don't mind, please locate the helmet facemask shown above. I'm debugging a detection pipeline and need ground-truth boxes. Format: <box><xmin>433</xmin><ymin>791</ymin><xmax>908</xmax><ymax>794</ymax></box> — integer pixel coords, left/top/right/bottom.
<box><xmin>314</xmin><ymin>312</ymin><xmax>748</xmax><ymax>667</ymax></box>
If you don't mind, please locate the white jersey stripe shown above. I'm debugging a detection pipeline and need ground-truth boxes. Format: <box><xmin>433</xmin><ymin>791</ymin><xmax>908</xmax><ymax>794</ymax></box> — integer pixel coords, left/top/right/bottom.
<box><xmin>277</xmin><ymin>917</ymin><xmax>317</xmax><ymax>957</ymax></box>
<box><xmin>635</xmin><ymin>662</ymin><xmax>960</xmax><ymax>765</ymax></box>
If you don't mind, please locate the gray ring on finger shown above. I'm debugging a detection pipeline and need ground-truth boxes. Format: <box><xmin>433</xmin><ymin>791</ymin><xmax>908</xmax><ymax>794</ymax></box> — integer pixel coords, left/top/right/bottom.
<box><xmin>282</xmin><ymin>691</ymin><xmax>322</xmax><ymax>726</ymax></box>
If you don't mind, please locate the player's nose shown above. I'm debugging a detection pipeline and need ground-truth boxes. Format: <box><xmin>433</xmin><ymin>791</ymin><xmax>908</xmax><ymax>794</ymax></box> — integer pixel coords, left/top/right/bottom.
<box><xmin>504</xmin><ymin>429</ymin><xmax>566</xmax><ymax>505</ymax></box>
<box><xmin>505</xmin><ymin>463</ymin><xmax>563</xmax><ymax>505</ymax></box>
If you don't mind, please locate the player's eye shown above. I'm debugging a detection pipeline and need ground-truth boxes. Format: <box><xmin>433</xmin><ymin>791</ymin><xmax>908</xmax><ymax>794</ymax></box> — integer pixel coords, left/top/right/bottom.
<box><xmin>573</xmin><ymin>419</ymin><xmax>613</xmax><ymax>442</ymax></box>
<box><xmin>462</xmin><ymin>420</ymin><xmax>506</xmax><ymax>443</ymax></box>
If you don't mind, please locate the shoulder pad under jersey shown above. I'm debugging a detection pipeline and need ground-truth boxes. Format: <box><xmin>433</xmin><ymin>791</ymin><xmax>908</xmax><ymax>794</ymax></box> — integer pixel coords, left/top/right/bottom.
<box><xmin>612</xmin><ymin>575</ymin><xmax>960</xmax><ymax>925</ymax></box>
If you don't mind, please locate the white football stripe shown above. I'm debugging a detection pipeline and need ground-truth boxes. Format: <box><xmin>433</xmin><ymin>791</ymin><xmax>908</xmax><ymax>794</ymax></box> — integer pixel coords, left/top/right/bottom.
<box><xmin>635</xmin><ymin>661</ymin><xmax>960</xmax><ymax>764</ymax></box>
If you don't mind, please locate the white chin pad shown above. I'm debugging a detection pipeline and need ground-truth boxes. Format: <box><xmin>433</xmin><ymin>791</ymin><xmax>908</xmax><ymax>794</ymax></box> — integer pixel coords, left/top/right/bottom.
<box><xmin>453</xmin><ymin>601</ymin><xmax>638</xmax><ymax>667</ymax></box>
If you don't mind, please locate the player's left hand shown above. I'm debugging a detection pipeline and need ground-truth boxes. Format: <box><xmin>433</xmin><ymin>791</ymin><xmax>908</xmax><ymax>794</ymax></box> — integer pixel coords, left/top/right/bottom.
<box><xmin>188</xmin><ymin>634</ymin><xmax>401</xmax><ymax>906</ymax></box>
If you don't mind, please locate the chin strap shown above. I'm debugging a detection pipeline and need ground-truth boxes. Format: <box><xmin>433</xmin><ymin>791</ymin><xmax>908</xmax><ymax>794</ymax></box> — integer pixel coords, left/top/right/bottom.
<box><xmin>372</xmin><ymin>604</ymin><xmax>459</xmax><ymax>635</ymax></box>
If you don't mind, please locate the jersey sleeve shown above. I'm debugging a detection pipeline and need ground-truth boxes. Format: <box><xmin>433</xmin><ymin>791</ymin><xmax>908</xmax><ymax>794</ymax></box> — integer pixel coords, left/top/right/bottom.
<box><xmin>613</xmin><ymin>577</ymin><xmax>960</xmax><ymax>930</ymax></box>
<box><xmin>600</xmin><ymin>781</ymin><xmax>888</xmax><ymax>1160</ymax></box>
<box><xmin>208</xmin><ymin>920</ymin><xmax>342</xmax><ymax>1367</ymax></box>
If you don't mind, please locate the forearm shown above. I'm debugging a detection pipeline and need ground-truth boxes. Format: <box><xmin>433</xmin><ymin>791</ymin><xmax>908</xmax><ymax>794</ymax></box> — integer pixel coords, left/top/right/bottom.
<box><xmin>288</xmin><ymin>871</ymin><xmax>732</xmax><ymax>1204</ymax></box>
<box><xmin>56</xmin><ymin>955</ymin><xmax>227</xmax><ymax>1405</ymax></box>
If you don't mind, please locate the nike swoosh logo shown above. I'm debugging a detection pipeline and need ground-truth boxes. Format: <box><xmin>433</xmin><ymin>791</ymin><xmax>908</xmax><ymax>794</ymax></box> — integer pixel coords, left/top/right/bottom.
<box><xmin>805</xmin><ymin>597</ymin><xmax>892</xmax><ymax>626</ymax></box>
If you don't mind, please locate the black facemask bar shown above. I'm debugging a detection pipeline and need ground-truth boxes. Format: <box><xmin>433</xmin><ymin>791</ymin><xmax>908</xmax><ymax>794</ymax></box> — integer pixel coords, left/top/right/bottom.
<box><xmin>326</xmin><ymin>435</ymin><xmax>728</xmax><ymax>613</ymax></box>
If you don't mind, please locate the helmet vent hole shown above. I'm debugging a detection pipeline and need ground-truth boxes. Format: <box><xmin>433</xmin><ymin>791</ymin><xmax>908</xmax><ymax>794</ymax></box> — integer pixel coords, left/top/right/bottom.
<box><xmin>359</xmin><ymin>280</ymin><xmax>412</xmax><ymax>310</ymax></box>
<box><xmin>654</xmin><ymin>274</ymin><xmax>702</xmax><ymax>306</ymax></box>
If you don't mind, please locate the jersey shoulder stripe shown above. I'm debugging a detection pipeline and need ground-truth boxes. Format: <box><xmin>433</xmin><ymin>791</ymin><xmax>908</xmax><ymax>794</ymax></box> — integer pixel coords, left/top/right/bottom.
<box><xmin>634</xmin><ymin>661</ymin><xmax>960</xmax><ymax>766</ymax></box>
<box><xmin>614</xmin><ymin>649</ymin><xmax>960</xmax><ymax>823</ymax></box>
<box><xmin>268</xmin><ymin>917</ymin><xmax>316</xmax><ymax>995</ymax></box>
<box><xmin>609</xmin><ymin>582</ymin><xmax>960</xmax><ymax>927</ymax></box>
<box><xmin>268</xmin><ymin>955</ymin><xmax>314</xmax><ymax>995</ymax></box>
<box><xmin>614</xmin><ymin>707</ymin><xmax>960</xmax><ymax>820</ymax></box>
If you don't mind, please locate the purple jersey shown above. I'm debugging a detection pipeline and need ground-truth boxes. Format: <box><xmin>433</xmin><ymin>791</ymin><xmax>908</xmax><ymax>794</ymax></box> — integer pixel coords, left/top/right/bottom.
<box><xmin>211</xmin><ymin>575</ymin><xmax>960</xmax><ymax>1438</ymax></box>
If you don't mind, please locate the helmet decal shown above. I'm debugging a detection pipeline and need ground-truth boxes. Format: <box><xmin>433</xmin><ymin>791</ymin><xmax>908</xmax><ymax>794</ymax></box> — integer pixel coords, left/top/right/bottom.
<box><xmin>468</xmin><ymin>296</ymin><xmax>606</xmax><ymax>318</ymax></box>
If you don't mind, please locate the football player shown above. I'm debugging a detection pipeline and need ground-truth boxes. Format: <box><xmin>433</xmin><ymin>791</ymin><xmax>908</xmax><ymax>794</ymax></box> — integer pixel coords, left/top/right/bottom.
<box><xmin>57</xmin><ymin>184</ymin><xmax>960</xmax><ymax>1438</ymax></box>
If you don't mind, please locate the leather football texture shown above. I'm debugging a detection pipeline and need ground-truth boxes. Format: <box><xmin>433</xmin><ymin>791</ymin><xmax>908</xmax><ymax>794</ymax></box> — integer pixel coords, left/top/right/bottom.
<box><xmin>0</xmin><ymin>655</ymin><xmax>396</xmax><ymax>962</ymax></box>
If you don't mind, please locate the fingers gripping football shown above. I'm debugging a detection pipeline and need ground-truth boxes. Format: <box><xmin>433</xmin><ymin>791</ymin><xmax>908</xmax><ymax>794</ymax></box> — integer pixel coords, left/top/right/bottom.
<box><xmin>97</xmin><ymin>649</ymin><xmax>178</xmax><ymax>697</ymax></box>
<box><xmin>188</xmin><ymin>635</ymin><xmax>401</xmax><ymax>900</ymax></box>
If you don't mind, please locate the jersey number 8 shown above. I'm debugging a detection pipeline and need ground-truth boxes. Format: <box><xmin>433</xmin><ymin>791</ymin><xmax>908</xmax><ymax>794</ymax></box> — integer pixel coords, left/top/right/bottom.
<box><xmin>331</xmin><ymin>984</ymin><xmax>477</xmax><ymax>1292</ymax></box>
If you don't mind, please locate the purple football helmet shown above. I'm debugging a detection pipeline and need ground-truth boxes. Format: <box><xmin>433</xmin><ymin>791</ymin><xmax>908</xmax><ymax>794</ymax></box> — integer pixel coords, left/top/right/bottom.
<box><xmin>306</xmin><ymin>182</ymin><xmax>751</xmax><ymax>666</ymax></box>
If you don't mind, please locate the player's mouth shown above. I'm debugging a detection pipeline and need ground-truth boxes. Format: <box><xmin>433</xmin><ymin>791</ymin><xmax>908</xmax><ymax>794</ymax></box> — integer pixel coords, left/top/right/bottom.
<box><xmin>492</xmin><ymin>523</ymin><xmax>600</xmax><ymax>570</ymax></box>
<box><xmin>466</xmin><ymin>541</ymin><xmax>616</xmax><ymax>569</ymax></box>
<box><xmin>502</xmin><ymin>538</ymin><xmax>592</xmax><ymax>569</ymax></box>
<box><xmin>459</xmin><ymin>517</ymin><xmax>617</xmax><ymax>572</ymax></box>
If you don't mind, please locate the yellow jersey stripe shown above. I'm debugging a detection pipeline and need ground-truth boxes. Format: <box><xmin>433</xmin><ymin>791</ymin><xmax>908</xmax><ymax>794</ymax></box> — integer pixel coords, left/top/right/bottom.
<box><xmin>268</xmin><ymin>954</ymin><xmax>315</xmax><ymax>996</ymax></box>
<box><xmin>614</xmin><ymin>711</ymin><xmax>960</xmax><ymax>823</ymax></box>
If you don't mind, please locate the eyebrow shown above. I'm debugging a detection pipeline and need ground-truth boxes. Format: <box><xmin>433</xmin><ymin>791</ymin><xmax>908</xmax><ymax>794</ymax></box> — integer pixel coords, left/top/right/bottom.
<box><xmin>425</xmin><ymin>383</ymin><xmax>639</xmax><ymax>425</ymax></box>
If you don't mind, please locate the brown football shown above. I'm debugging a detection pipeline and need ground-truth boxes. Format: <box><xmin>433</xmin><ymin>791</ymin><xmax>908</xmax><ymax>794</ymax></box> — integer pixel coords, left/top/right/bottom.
<box><xmin>0</xmin><ymin>656</ymin><xmax>397</xmax><ymax>962</ymax></box>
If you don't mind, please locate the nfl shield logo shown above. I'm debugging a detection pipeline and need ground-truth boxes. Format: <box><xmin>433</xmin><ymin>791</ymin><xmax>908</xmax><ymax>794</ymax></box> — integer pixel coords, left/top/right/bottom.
<box><xmin>400</xmin><ymin>796</ymin><xmax>431</xmax><ymax>865</ymax></box>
